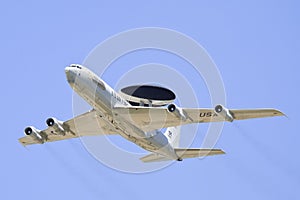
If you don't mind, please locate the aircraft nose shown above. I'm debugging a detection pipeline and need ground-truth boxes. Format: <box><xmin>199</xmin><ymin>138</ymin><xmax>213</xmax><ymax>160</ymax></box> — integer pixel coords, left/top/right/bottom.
<box><xmin>65</xmin><ymin>67</ymin><xmax>76</xmax><ymax>84</ymax></box>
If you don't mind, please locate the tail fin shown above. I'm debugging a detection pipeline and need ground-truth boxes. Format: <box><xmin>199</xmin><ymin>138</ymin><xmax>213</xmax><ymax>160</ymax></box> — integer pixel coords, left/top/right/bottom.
<box><xmin>164</xmin><ymin>126</ymin><xmax>180</xmax><ymax>147</ymax></box>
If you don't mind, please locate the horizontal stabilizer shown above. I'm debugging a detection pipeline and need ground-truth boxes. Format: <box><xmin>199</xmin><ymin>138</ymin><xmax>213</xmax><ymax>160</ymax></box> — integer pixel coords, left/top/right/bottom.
<box><xmin>140</xmin><ymin>153</ymin><xmax>171</xmax><ymax>163</ymax></box>
<box><xmin>175</xmin><ymin>148</ymin><xmax>225</xmax><ymax>158</ymax></box>
<box><xmin>140</xmin><ymin>148</ymin><xmax>225</xmax><ymax>163</ymax></box>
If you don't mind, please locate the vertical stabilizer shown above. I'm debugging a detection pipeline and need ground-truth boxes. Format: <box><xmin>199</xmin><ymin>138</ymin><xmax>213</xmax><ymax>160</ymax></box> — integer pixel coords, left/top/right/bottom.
<box><xmin>164</xmin><ymin>126</ymin><xmax>180</xmax><ymax>148</ymax></box>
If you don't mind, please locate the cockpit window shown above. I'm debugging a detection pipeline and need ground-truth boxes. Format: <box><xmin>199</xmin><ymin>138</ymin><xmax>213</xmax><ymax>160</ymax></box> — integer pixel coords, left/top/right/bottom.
<box><xmin>70</xmin><ymin>64</ymin><xmax>82</xmax><ymax>69</ymax></box>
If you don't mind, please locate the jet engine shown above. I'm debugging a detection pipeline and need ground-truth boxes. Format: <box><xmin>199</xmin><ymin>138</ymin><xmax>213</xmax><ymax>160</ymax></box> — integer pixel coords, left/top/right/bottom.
<box><xmin>46</xmin><ymin>117</ymin><xmax>65</xmax><ymax>135</ymax></box>
<box><xmin>24</xmin><ymin>126</ymin><xmax>44</xmax><ymax>143</ymax></box>
<box><xmin>214</xmin><ymin>104</ymin><xmax>234</xmax><ymax>122</ymax></box>
<box><xmin>167</xmin><ymin>104</ymin><xmax>187</xmax><ymax>121</ymax></box>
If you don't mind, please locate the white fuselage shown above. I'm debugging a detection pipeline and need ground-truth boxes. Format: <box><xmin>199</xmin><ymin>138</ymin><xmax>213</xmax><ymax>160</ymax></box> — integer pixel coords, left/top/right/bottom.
<box><xmin>65</xmin><ymin>65</ymin><xmax>178</xmax><ymax>159</ymax></box>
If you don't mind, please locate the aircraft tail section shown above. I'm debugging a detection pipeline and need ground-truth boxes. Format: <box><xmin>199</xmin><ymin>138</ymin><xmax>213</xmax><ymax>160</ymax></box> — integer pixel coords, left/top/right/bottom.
<box><xmin>164</xmin><ymin>126</ymin><xmax>180</xmax><ymax>148</ymax></box>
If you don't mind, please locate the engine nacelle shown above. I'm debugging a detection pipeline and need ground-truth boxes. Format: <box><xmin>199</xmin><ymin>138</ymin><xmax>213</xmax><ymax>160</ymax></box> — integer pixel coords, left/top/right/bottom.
<box><xmin>46</xmin><ymin>117</ymin><xmax>65</xmax><ymax>135</ymax></box>
<box><xmin>24</xmin><ymin>126</ymin><xmax>44</xmax><ymax>144</ymax></box>
<box><xmin>214</xmin><ymin>104</ymin><xmax>234</xmax><ymax>122</ymax></box>
<box><xmin>167</xmin><ymin>104</ymin><xmax>187</xmax><ymax>121</ymax></box>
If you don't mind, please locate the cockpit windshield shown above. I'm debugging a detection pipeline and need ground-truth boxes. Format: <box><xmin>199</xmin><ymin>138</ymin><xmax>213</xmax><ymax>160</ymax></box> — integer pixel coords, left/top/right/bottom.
<box><xmin>70</xmin><ymin>64</ymin><xmax>82</xmax><ymax>69</ymax></box>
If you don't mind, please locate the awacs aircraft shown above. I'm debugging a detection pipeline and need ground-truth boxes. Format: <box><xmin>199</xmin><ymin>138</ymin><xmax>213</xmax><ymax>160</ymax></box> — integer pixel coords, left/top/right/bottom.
<box><xmin>19</xmin><ymin>64</ymin><xmax>284</xmax><ymax>162</ymax></box>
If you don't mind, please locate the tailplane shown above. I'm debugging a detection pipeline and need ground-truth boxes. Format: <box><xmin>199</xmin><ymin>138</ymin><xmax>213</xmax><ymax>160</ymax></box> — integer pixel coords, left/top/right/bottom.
<box><xmin>140</xmin><ymin>148</ymin><xmax>225</xmax><ymax>163</ymax></box>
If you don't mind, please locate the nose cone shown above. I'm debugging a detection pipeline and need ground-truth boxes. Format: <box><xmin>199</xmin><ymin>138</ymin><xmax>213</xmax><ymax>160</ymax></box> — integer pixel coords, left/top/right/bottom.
<box><xmin>65</xmin><ymin>67</ymin><xmax>76</xmax><ymax>84</ymax></box>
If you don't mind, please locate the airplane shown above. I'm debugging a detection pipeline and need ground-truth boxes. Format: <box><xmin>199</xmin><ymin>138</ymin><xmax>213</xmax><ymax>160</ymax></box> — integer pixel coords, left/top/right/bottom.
<box><xmin>19</xmin><ymin>64</ymin><xmax>285</xmax><ymax>162</ymax></box>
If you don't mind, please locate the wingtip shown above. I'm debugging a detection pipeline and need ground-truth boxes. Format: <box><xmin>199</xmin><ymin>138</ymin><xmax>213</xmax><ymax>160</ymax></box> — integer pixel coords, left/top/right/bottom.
<box><xmin>18</xmin><ymin>140</ymin><xmax>29</xmax><ymax>149</ymax></box>
<box><xmin>18</xmin><ymin>140</ymin><xmax>27</xmax><ymax>147</ymax></box>
<box><xmin>18</xmin><ymin>137</ymin><xmax>30</xmax><ymax>147</ymax></box>
<box><xmin>274</xmin><ymin>109</ymin><xmax>287</xmax><ymax>118</ymax></box>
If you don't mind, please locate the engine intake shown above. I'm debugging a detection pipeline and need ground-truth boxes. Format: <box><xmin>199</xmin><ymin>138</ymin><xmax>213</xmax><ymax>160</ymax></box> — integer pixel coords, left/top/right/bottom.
<box><xmin>24</xmin><ymin>126</ymin><xmax>44</xmax><ymax>144</ymax></box>
<box><xmin>214</xmin><ymin>104</ymin><xmax>234</xmax><ymax>122</ymax></box>
<box><xmin>46</xmin><ymin>117</ymin><xmax>65</xmax><ymax>135</ymax></box>
<box><xmin>24</xmin><ymin>127</ymin><xmax>33</xmax><ymax>135</ymax></box>
<box><xmin>167</xmin><ymin>104</ymin><xmax>187</xmax><ymax>121</ymax></box>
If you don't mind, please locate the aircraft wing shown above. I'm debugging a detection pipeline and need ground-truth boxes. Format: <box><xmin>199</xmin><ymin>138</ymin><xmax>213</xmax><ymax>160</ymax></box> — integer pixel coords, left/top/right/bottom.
<box><xmin>114</xmin><ymin>105</ymin><xmax>284</xmax><ymax>132</ymax></box>
<box><xmin>19</xmin><ymin>110</ymin><xmax>117</xmax><ymax>146</ymax></box>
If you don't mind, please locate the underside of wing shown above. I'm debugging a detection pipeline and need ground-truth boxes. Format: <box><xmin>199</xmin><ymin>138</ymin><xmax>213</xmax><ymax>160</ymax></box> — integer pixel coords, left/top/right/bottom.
<box><xmin>19</xmin><ymin>110</ymin><xmax>117</xmax><ymax>146</ymax></box>
<box><xmin>230</xmin><ymin>109</ymin><xmax>285</xmax><ymax>120</ymax></box>
<box><xmin>66</xmin><ymin>110</ymin><xmax>116</xmax><ymax>136</ymax></box>
<box><xmin>114</xmin><ymin>105</ymin><xmax>284</xmax><ymax>132</ymax></box>
<box><xmin>114</xmin><ymin>106</ymin><xmax>223</xmax><ymax>132</ymax></box>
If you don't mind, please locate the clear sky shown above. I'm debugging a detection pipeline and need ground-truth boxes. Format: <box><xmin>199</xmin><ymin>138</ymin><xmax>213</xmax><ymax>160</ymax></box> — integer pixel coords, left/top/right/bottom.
<box><xmin>1</xmin><ymin>0</ymin><xmax>299</xmax><ymax>199</ymax></box>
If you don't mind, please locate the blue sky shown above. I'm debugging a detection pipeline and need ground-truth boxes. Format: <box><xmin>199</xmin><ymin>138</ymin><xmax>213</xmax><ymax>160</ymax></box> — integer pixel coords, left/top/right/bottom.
<box><xmin>1</xmin><ymin>0</ymin><xmax>299</xmax><ymax>199</ymax></box>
